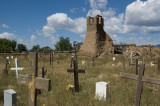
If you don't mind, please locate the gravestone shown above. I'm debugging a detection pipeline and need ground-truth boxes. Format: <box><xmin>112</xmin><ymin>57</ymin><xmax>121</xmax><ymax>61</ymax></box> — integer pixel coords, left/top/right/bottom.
<box><xmin>152</xmin><ymin>57</ymin><xmax>160</xmax><ymax>72</ymax></box>
<box><xmin>4</xmin><ymin>89</ymin><xmax>16</xmax><ymax>106</ymax></box>
<box><xmin>17</xmin><ymin>52</ymin><xmax>51</xmax><ymax>106</ymax></box>
<box><xmin>4</xmin><ymin>57</ymin><xmax>10</xmax><ymax>74</ymax></box>
<box><xmin>129</xmin><ymin>58</ymin><xmax>139</xmax><ymax>75</ymax></box>
<box><xmin>10</xmin><ymin>58</ymin><xmax>24</xmax><ymax>79</ymax></box>
<box><xmin>120</xmin><ymin>63</ymin><xmax>160</xmax><ymax>106</ymax></box>
<box><xmin>95</xmin><ymin>82</ymin><xmax>108</xmax><ymax>101</ymax></box>
<box><xmin>67</xmin><ymin>60</ymin><xmax>85</xmax><ymax>92</ymax></box>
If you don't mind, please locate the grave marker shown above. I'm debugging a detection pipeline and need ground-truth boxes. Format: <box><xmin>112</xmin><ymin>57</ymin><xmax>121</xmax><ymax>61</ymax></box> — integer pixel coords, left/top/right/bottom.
<box><xmin>95</xmin><ymin>81</ymin><xmax>108</xmax><ymax>101</ymax></box>
<box><xmin>152</xmin><ymin>57</ymin><xmax>160</xmax><ymax>72</ymax></box>
<box><xmin>120</xmin><ymin>63</ymin><xmax>160</xmax><ymax>106</ymax></box>
<box><xmin>129</xmin><ymin>58</ymin><xmax>139</xmax><ymax>75</ymax></box>
<box><xmin>4</xmin><ymin>57</ymin><xmax>9</xmax><ymax>74</ymax></box>
<box><xmin>67</xmin><ymin>60</ymin><xmax>85</xmax><ymax>92</ymax></box>
<box><xmin>70</xmin><ymin>56</ymin><xmax>74</xmax><ymax>68</ymax></box>
<box><xmin>17</xmin><ymin>52</ymin><xmax>51</xmax><ymax>106</ymax></box>
<box><xmin>122</xmin><ymin>54</ymin><xmax>125</xmax><ymax>69</ymax></box>
<box><xmin>4</xmin><ymin>89</ymin><xmax>16</xmax><ymax>106</ymax></box>
<box><xmin>10</xmin><ymin>58</ymin><xmax>24</xmax><ymax>79</ymax></box>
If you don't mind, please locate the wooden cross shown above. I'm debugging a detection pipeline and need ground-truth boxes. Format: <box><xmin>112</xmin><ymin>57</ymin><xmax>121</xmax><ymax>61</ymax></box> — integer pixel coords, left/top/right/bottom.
<box><xmin>152</xmin><ymin>57</ymin><xmax>160</xmax><ymax>72</ymax></box>
<box><xmin>70</xmin><ymin>56</ymin><xmax>74</xmax><ymax>68</ymax></box>
<box><xmin>17</xmin><ymin>52</ymin><xmax>51</xmax><ymax>106</ymax></box>
<box><xmin>67</xmin><ymin>60</ymin><xmax>85</xmax><ymax>92</ymax></box>
<box><xmin>120</xmin><ymin>63</ymin><xmax>160</xmax><ymax>106</ymax></box>
<box><xmin>4</xmin><ymin>57</ymin><xmax>9</xmax><ymax>74</ymax></box>
<box><xmin>129</xmin><ymin>58</ymin><xmax>139</xmax><ymax>75</ymax></box>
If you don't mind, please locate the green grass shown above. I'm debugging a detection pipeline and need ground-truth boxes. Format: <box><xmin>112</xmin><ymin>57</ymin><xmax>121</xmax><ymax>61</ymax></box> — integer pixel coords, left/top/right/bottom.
<box><xmin>0</xmin><ymin>53</ymin><xmax>160</xmax><ymax>105</ymax></box>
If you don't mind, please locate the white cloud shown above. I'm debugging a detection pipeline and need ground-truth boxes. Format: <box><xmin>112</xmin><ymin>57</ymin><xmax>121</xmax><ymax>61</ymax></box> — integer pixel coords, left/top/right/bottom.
<box><xmin>30</xmin><ymin>35</ymin><xmax>36</xmax><ymax>43</ymax></box>
<box><xmin>0</xmin><ymin>32</ymin><xmax>16</xmax><ymax>39</ymax></box>
<box><xmin>70</xmin><ymin>8</ymin><xmax>77</xmax><ymax>13</ymax></box>
<box><xmin>89</xmin><ymin>0</ymin><xmax>108</xmax><ymax>9</ymax></box>
<box><xmin>2</xmin><ymin>24</ymin><xmax>9</xmax><ymax>28</ymax></box>
<box><xmin>124</xmin><ymin>0</ymin><xmax>160</xmax><ymax>34</ymax></box>
<box><xmin>41</xmin><ymin>13</ymin><xmax>86</xmax><ymax>44</ymax></box>
<box><xmin>0</xmin><ymin>32</ymin><xmax>24</xmax><ymax>44</ymax></box>
<box><xmin>82</xmin><ymin>7</ymin><xmax>86</xmax><ymax>12</ymax></box>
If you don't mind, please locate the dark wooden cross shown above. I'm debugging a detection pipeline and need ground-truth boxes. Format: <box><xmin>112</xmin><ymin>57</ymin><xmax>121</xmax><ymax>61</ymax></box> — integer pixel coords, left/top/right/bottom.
<box><xmin>17</xmin><ymin>52</ymin><xmax>51</xmax><ymax>106</ymax></box>
<box><xmin>120</xmin><ymin>63</ymin><xmax>160</xmax><ymax>106</ymax></box>
<box><xmin>67</xmin><ymin>60</ymin><xmax>85</xmax><ymax>92</ymax></box>
<box><xmin>152</xmin><ymin>57</ymin><xmax>160</xmax><ymax>72</ymax></box>
<box><xmin>4</xmin><ymin>58</ymin><xmax>9</xmax><ymax>74</ymax></box>
<box><xmin>70</xmin><ymin>56</ymin><xmax>74</xmax><ymax>68</ymax></box>
<box><xmin>129</xmin><ymin>58</ymin><xmax>139</xmax><ymax>75</ymax></box>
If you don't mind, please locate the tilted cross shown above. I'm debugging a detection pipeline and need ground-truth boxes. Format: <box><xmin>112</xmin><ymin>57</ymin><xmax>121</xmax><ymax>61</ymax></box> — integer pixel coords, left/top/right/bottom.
<box><xmin>17</xmin><ymin>52</ymin><xmax>51</xmax><ymax>106</ymax></box>
<box><xmin>120</xmin><ymin>63</ymin><xmax>160</xmax><ymax>106</ymax></box>
<box><xmin>129</xmin><ymin>58</ymin><xmax>139</xmax><ymax>75</ymax></box>
<box><xmin>67</xmin><ymin>60</ymin><xmax>85</xmax><ymax>92</ymax></box>
<box><xmin>10</xmin><ymin>58</ymin><xmax>24</xmax><ymax>79</ymax></box>
<box><xmin>152</xmin><ymin>57</ymin><xmax>160</xmax><ymax>71</ymax></box>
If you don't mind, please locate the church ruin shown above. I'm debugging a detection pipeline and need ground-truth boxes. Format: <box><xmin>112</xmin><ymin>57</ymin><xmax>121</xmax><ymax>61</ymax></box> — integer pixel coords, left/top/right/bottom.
<box><xmin>78</xmin><ymin>15</ymin><xmax>114</xmax><ymax>57</ymax></box>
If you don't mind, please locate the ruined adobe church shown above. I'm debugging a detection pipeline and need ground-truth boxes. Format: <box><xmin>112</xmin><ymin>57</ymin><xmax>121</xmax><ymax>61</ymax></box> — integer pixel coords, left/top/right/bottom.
<box><xmin>78</xmin><ymin>15</ymin><xmax>114</xmax><ymax>57</ymax></box>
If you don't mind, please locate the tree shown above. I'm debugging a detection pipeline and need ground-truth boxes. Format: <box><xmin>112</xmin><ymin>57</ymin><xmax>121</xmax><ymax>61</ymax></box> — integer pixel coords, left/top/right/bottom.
<box><xmin>73</xmin><ymin>41</ymin><xmax>83</xmax><ymax>50</ymax></box>
<box><xmin>11</xmin><ymin>40</ymin><xmax>17</xmax><ymax>51</ymax></box>
<box><xmin>17</xmin><ymin>44</ymin><xmax>27</xmax><ymax>53</ymax></box>
<box><xmin>40</xmin><ymin>46</ymin><xmax>52</xmax><ymax>53</ymax></box>
<box><xmin>0</xmin><ymin>38</ymin><xmax>12</xmax><ymax>53</ymax></box>
<box><xmin>55</xmin><ymin>37</ymin><xmax>72</xmax><ymax>51</ymax></box>
<box><xmin>30</xmin><ymin>45</ymin><xmax>40</xmax><ymax>52</ymax></box>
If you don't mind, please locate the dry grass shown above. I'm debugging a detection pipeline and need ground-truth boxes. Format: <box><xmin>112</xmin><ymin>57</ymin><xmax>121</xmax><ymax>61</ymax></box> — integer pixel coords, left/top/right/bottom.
<box><xmin>0</xmin><ymin>53</ymin><xmax>160</xmax><ymax>105</ymax></box>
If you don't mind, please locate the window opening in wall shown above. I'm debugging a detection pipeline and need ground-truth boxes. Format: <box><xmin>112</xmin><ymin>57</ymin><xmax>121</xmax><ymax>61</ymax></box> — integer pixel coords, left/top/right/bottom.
<box><xmin>99</xmin><ymin>17</ymin><xmax>101</xmax><ymax>24</ymax></box>
<box><xmin>90</xmin><ymin>18</ymin><xmax>93</xmax><ymax>24</ymax></box>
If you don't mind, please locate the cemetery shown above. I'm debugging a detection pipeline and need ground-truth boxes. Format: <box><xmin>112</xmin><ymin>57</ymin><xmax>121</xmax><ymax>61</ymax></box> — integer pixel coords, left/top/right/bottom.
<box><xmin>0</xmin><ymin>52</ymin><xmax>160</xmax><ymax>105</ymax></box>
<box><xmin>0</xmin><ymin>15</ymin><xmax>160</xmax><ymax>106</ymax></box>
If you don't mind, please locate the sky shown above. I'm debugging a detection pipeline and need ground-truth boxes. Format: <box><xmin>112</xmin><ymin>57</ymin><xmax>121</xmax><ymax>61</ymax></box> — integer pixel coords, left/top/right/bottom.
<box><xmin>0</xmin><ymin>0</ymin><xmax>160</xmax><ymax>49</ymax></box>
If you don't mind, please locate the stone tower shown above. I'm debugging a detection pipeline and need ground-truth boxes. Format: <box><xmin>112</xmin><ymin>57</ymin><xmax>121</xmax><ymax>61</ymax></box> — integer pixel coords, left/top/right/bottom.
<box><xmin>78</xmin><ymin>15</ymin><xmax>114</xmax><ymax>57</ymax></box>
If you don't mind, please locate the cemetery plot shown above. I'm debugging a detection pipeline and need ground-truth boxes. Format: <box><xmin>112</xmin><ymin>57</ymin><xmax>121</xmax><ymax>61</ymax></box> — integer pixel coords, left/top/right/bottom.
<box><xmin>120</xmin><ymin>63</ymin><xmax>160</xmax><ymax>106</ymax></box>
<box><xmin>17</xmin><ymin>52</ymin><xmax>51</xmax><ymax>106</ymax></box>
<box><xmin>67</xmin><ymin>60</ymin><xmax>85</xmax><ymax>92</ymax></box>
<box><xmin>1</xmin><ymin>54</ymin><xmax>160</xmax><ymax>105</ymax></box>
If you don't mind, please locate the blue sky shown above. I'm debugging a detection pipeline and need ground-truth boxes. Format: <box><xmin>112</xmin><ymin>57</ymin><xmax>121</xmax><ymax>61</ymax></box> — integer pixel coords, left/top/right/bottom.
<box><xmin>0</xmin><ymin>0</ymin><xmax>160</xmax><ymax>49</ymax></box>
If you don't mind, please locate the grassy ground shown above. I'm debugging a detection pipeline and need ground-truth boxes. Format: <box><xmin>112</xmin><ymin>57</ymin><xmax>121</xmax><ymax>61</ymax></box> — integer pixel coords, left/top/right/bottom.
<box><xmin>0</xmin><ymin>53</ymin><xmax>160</xmax><ymax>105</ymax></box>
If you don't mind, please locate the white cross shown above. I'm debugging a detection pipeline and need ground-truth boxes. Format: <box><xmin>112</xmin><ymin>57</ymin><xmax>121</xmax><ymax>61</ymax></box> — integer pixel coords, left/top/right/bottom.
<box><xmin>10</xmin><ymin>58</ymin><xmax>24</xmax><ymax>79</ymax></box>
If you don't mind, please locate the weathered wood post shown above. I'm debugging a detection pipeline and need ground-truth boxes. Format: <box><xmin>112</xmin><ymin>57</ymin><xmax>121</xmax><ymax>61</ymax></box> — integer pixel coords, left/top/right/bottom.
<box><xmin>136</xmin><ymin>58</ymin><xmax>138</xmax><ymax>75</ymax></box>
<box><xmin>4</xmin><ymin>57</ymin><xmax>9</xmax><ymax>74</ymax></box>
<box><xmin>17</xmin><ymin>52</ymin><xmax>51</xmax><ymax>106</ymax></box>
<box><xmin>123</xmin><ymin>54</ymin><xmax>125</xmax><ymax>69</ymax></box>
<box><xmin>70</xmin><ymin>56</ymin><xmax>74</xmax><ymax>68</ymax></box>
<box><xmin>135</xmin><ymin>63</ymin><xmax>144</xmax><ymax>106</ymax></box>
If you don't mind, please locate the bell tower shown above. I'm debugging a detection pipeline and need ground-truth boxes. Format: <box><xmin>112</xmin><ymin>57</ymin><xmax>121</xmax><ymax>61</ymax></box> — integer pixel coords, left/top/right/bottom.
<box><xmin>78</xmin><ymin>15</ymin><xmax>114</xmax><ymax>57</ymax></box>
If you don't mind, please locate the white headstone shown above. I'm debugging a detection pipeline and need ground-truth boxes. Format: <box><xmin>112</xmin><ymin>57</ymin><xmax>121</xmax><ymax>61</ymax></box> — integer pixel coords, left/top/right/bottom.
<box><xmin>11</xmin><ymin>56</ymin><xmax>14</xmax><ymax>59</ymax></box>
<box><xmin>95</xmin><ymin>81</ymin><xmax>108</xmax><ymax>101</ymax></box>
<box><xmin>112</xmin><ymin>57</ymin><xmax>115</xmax><ymax>61</ymax></box>
<box><xmin>151</xmin><ymin>61</ymin><xmax>155</xmax><ymax>66</ymax></box>
<box><xmin>4</xmin><ymin>89</ymin><xmax>16</xmax><ymax>106</ymax></box>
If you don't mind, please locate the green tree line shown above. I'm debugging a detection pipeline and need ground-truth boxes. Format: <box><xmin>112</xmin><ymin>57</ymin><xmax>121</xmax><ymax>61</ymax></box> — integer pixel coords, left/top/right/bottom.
<box><xmin>0</xmin><ymin>37</ymin><xmax>83</xmax><ymax>53</ymax></box>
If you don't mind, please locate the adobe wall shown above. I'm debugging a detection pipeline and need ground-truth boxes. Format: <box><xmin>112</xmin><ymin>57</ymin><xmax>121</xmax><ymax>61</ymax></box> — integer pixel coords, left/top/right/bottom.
<box><xmin>78</xmin><ymin>15</ymin><xmax>114</xmax><ymax>57</ymax></box>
